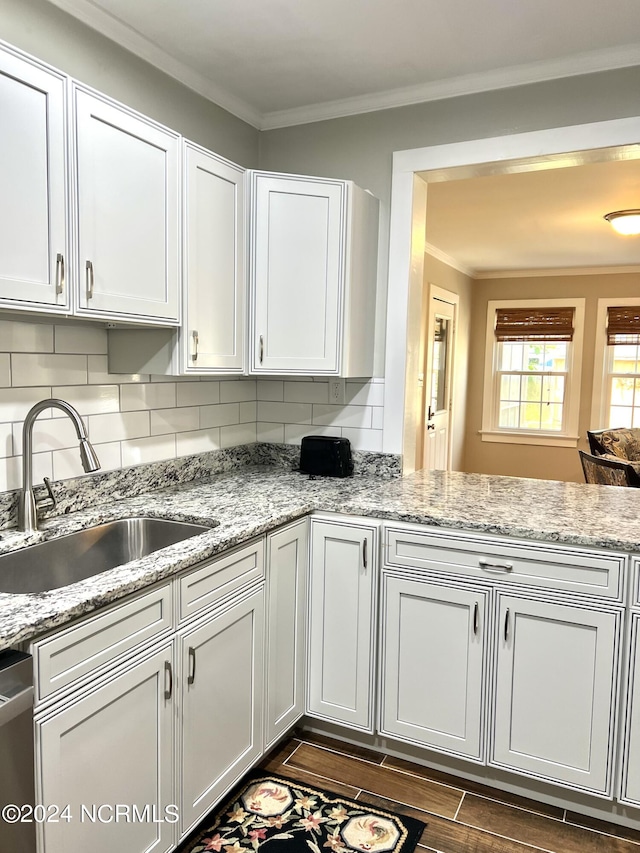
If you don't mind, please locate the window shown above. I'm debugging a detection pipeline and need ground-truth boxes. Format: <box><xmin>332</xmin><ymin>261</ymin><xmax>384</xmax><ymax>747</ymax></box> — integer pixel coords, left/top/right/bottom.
<box><xmin>482</xmin><ymin>299</ymin><xmax>585</xmax><ymax>447</ymax></box>
<box><xmin>601</xmin><ymin>304</ymin><xmax>640</xmax><ymax>428</ymax></box>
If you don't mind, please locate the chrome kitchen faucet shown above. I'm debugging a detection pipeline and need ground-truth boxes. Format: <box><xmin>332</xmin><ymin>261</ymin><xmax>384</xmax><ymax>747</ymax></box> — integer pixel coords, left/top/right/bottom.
<box><xmin>19</xmin><ymin>399</ymin><xmax>101</xmax><ymax>532</ymax></box>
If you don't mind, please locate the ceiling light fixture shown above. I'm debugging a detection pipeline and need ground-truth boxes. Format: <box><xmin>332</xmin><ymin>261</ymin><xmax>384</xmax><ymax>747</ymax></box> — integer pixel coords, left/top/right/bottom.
<box><xmin>604</xmin><ymin>210</ymin><xmax>640</xmax><ymax>236</ymax></box>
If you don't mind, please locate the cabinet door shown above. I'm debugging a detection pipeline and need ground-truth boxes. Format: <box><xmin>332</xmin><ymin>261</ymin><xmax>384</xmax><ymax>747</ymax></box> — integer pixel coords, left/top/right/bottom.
<box><xmin>252</xmin><ymin>174</ymin><xmax>344</xmax><ymax>374</ymax></box>
<box><xmin>36</xmin><ymin>644</ymin><xmax>175</xmax><ymax>853</ymax></box>
<box><xmin>491</xmin><ymin>594</ymin><xmax>620</xmax><ymax>795</ymax></box>
<box><xmin>308</xmin><ymin>519</ymin><xmax>377</xmax><ymax>731</ymax></box>
<box><xmin>380</xmin><ymin>575</ymin><xmax>488</xmax><ymax>761</ymax></box>
<box><xmin>179</xmin><ymin>586</ymin><xmax>264</xmax><ymax>839</ymax></box>
<box><xmin>619</xmin><ymin>611</ymin><xmax>640</xmax><ymax>805</ymax></box>
<box><xmin>0</xmin><ymin>48</ymin><xmax>68</xmax><ymax>311</ymax></box>
<box><xmin>74</xmin><ymin>87</ymin><xmax>179</xmax><ymax>324</ymax></box>
<box><xmin>184</xmin><ymin>143</ymin><xmax>245</xmax><ymax>372</ymax></box>
<box><xmin>265</xmin><ymin>519</ymin><xmax>308</xmax><ymax>748</ymax></box>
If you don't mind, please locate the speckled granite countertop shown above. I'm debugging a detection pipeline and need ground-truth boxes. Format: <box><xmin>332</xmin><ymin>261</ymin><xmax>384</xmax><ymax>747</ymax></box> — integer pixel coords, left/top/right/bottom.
<box><xmin>2</xmin><ymin>466</ymin><xmax>640</xmax><ymax>650</ymax></box>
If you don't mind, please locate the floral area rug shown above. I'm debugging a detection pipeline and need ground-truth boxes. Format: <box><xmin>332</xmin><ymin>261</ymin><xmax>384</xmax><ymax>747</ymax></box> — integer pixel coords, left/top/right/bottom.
<box><xmin>178</xmin><ymin>771</ymin><xmax>426</xmax><ymax>853</ymax></box>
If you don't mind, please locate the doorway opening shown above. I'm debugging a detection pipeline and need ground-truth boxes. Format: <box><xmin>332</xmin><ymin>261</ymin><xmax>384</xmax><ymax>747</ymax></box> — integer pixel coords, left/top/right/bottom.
<box><xmin>383</xmin><ymin>116</ymin><xmax>640</xmax><ymax>475</ymax></box>
<box><xmin>416</xmin><ymin>285</ymin><xmax>458</xmax><ymax>472</ymax></box>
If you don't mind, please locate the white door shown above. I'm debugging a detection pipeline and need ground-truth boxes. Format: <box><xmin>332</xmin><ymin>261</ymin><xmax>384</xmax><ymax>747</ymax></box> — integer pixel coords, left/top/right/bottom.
<box><xmin>179</xmin><ymin>587</ymin><xmax>264</xmax><ymax>839</ymax></box>
<box><xmin>380</xmin><ymin>575</ymin><xmax>488</xmax><ymax>761</ymax></box>
<box><xmin>620</xmin><ymin>611</ymin><xmax>640</xmax><ymax>805</ymax></box>
<box><xmin>265</xmin><ymin>519</ymin><xmax>308</xmax><ymax>748</ymax></box>
<box><xmin>307</xmin><ymin>519</ymin><xmax>377</xmax><ymax>731</ymax></box>
<box><xmin>37</xmin><ymin>644</ymin><xmax>175</xmax><ymax>853</ymax></box>
<box><xmin>252</xmin><ymin>174</ymin><xmax>344</xmax><ymax>374</ymax></box>
<box><xmin>422</xmin><ymin>291</ymin><xmax>456</xmax><ymax>471</ymax></box>
<box><xmin>491</xmin><ymin>594</ymin><xmax>620</xmax><ymax>795</ymax></box>
<box><xmin>0</xmin><ymin>49</ymin><xmax>68</xmax><ymax>311</ymax></box>
<box><xmin>75</xmin><ymin>87</ymin><xmax>179</xmax><ymax>324</ymax></box>
<box><xmin>184</xmin><ymin>143</ymin><xmax>245</xmax><ymax>372</ymax></box>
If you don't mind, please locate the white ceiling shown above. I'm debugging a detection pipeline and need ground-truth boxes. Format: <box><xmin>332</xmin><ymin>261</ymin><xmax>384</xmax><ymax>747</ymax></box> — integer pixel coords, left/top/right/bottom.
<box><xmin>424</xmin><ymin>157</ymin><xmax>640</xmax><ymax>275</ymax></box>
<box><xmin>48</xmin><ymin>0</ymin><xmax>640</xmax><ymax>128</ymax></box>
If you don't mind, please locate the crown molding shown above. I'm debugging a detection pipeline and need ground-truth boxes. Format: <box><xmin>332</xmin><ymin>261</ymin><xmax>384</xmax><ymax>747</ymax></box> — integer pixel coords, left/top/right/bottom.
<box><xmin>40</xmin><ymin>2</ymin><xmax>640</xmax><ymax>132</ymax></box>
<box><xmin>425</xmin><ymin>243</ymin><xmax>474</xmax><ymax>278</ymax></box>
<box><xmin>474</xmin><ymin>264</ymin><xmax>640</xmax><ymax>279</ymax></box>
<box><xmin>46</xmin><ymin>0</ymin><xmax>263</xmax><ymax>128</ymax></box>
<box><xmin>261</xmin><ymin>43</ymin><xmax>640</xmax><ymax>130</ymax></box>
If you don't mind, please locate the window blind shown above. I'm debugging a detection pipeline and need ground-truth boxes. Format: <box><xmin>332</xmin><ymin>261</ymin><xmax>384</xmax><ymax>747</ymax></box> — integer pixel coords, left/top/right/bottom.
<box><xmin>606</xmin><ymin>305</ymin><xmax>640</xmax><ymax>345</ymax></box>
<box><xmin>494</xmin><ymin>307</ymin><xmax>574</xmax><ymax>342</ymax></box>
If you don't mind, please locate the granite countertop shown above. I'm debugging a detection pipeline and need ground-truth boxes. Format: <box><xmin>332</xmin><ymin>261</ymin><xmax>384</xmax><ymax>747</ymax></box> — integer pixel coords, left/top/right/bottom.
<box><xmin>2</xmin><ymin>465</ymin><xmax>640</xmax><ymax>651</ymax></box>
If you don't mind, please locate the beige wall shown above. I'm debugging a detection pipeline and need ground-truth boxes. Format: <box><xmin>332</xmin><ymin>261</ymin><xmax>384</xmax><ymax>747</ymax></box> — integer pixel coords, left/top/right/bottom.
<box><xmin>462</xmin><ymin>272</ymin><xmax>640</xmax><ymax>482</ymax></box>
<box><xmin>422</xmin><ymin>255</ymin><xmax>473</xmax><ymax>471</ymax></box>
<box><xmin>0</xmin><ymin>0</ymin><xmax>259</xmax><ymax>166</ymax></box>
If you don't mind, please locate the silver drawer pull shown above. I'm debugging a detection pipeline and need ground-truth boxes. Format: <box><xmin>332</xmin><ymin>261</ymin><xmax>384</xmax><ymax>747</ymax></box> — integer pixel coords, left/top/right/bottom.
<box><xmin>504</xmin><ymin>608</ymin><xmax>510</xmax><ymax>642</ymax></box>
<box><xmin>479</xmin><ymin>558</ymin><xmax>513</xmax><ymax>573</ymax></box>
<box><xmin>363</xmin><ymin>538</ymin><xmax>368</xmax><ymax>570</ymax></box>
<box><xmin>473</xmin><ymin>601</ymin><xmax>479</xmax><ymax>635</ymax></box>
<box><xmin>192</xmin><ymin>330</ymin><xmax>199</xmax><ymax>362</ymax></box>
<box><xmin>259</xmin><ymin>334</ymin><xmax>264</xmax><ymax>365</ymax></box>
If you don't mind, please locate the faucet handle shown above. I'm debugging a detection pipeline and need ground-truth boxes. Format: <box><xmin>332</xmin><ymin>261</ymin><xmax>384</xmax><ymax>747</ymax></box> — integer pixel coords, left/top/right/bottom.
<box><xmin>37</xmin><ymin>477</ymin><xmax>58</xmax><ymax>515</ymax></box>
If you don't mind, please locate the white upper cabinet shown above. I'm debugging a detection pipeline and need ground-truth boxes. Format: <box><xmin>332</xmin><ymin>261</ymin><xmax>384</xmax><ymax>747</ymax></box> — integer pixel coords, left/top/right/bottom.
<box><xmin>0</xmin><ymin>47</ymin><xmax>69</xmax><ymax>313</ymax></box>
<box><xmin>250</xmin><ymin>172</ymin><xmax>379</xmax><ymax>376</ymax></box>
<box><xmin>183</xmin><ymin>142</ymin><xmax>245</xmax><ymax>372</ymax></box>
<box><xmin>74</xmin><ymin>85</ymin><xmax>180</xmax><ymax>325</ymax></box>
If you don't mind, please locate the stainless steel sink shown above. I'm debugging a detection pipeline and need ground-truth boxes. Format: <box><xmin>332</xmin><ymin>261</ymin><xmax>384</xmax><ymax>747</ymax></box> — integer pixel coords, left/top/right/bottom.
<box><xmin>0</xmin><ymin>517</ymin><xmax>212</xmax><ymax>594</ymax></box>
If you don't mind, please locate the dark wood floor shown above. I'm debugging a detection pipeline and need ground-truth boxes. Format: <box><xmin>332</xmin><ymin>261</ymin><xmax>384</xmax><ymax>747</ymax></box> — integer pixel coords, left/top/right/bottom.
<box><xmin>259</xmin><ymin>731</ymin><xmax>640</xmax><ymax>853</ymax></box>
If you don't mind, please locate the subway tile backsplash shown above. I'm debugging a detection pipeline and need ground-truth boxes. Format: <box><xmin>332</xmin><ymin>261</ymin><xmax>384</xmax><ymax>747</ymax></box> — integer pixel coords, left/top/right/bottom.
<box><xmin>0</xmin><ymin>316</ymin><xmax>385</xmax><ymax>493</ymax></box>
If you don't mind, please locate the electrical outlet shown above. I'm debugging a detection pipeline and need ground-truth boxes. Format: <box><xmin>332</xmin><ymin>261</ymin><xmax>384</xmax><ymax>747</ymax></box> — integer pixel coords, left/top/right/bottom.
<box><xmin>329</xmin><ymin>378</ymin><xmax>345</xmax><ymax>404</ymax></box>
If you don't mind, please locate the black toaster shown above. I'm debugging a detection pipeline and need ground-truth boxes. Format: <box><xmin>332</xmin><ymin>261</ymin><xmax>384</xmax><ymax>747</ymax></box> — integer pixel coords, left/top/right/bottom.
<box><xmin>300</xmin><ymin>436</ymin><xmax>353</xmax><ymax>478</ymax></box>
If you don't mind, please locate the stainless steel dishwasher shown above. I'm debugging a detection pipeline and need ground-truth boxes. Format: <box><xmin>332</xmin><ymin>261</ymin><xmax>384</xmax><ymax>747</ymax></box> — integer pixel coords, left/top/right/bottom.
<box><xmin>0</xmin><ymin>650</ymin><xmax>35</xmax><ymax>853</ymax></box>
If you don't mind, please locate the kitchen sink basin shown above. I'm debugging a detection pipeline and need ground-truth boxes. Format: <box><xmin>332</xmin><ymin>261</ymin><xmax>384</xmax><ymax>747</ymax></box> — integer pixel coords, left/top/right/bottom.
<box><xmin>0</xmin><ymin>517</ymin><xmax>212</xmax><ymax>594</ymax></box>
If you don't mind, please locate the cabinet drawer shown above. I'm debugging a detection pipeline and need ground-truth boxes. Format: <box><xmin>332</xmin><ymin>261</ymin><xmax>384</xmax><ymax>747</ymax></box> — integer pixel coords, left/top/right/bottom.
<box><xmin>384</xmin><ymin>524</ymin><xmax>624</xmax><ymax>600</ymax></box>
<box><xmin>33</xmin><ymin>583</ymin><xmax>173</xmax><ymax>702</ymax></box>
<box><xmin>178</xmin><ymin>538</ymin><xmax>264</xmax><ymax>622</ymax></box>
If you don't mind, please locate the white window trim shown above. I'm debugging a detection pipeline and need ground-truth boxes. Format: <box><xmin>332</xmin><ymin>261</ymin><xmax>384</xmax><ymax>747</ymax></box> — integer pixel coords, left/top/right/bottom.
<box><xmin>481</xmin><ymin>298</ymin><xmax>585</xmax><ymax>447</ymax></box>
<box><xmin>591</xmin><ymin>296</ymin><xmax>640</xmax><ymax>429</ymax></box>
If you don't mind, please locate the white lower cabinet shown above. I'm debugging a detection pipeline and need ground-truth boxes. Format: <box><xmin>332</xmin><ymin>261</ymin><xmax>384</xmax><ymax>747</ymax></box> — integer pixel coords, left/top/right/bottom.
<box><xmin>179</xmin><ymin>585</ymin><xmax>264</xmax><ymax>839</ymax></box>
<box><xmin>32</xmin><ymin>547</ymin><xmax>266</xmax><ymax>853</ymax></box>
<box><xmin>265</xmin><ymin>519</ymin><xmax>308</xmax><ymax>749</ymax></box>
<box><xmin>307</xmin><ymin>517</ymin><xmax>378</xmax><ymax>732</ymax></box>
<box><xmin>491</xmin><ymin>593</ymin><xmax>621</xmax><ymax>796</ymax></box>
<box><xmin>36</xmin><ymin>643</ymin><xmax>175</xmax><ymax>853</ymax></box>
<box><xmin>379</xmin><ymin>574</ymin><xmax>488</xmax><ymax>761</ymax></box>
<box><xmin>377</xmin><ymin>522</ymin><xmax>626</xmax><ymax>800</ymax></box>
<box><xmin>618</xmin><ymin>611</ymin><xmax>640</xmax><ymax>805</ymax></box>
